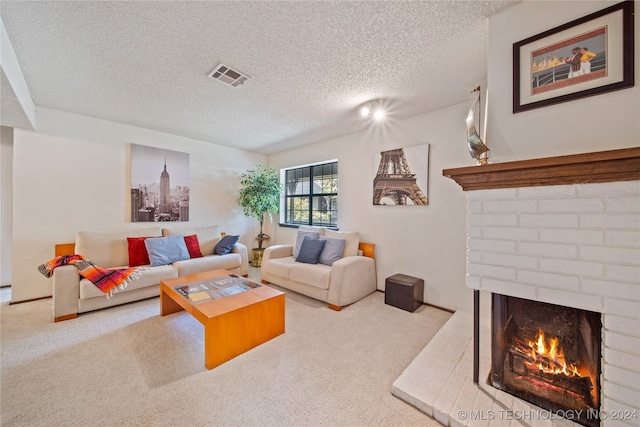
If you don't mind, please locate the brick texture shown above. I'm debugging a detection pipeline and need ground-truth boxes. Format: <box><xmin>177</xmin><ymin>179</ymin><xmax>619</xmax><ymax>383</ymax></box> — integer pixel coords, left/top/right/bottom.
<box><xmin>466</xmin><ymin>181</ymin><xmax>640</xmax><ymax>426</ymax></box>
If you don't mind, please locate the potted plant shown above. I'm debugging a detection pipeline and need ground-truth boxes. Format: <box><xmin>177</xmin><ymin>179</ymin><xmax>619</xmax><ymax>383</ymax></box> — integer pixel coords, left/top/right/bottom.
<box><xmin>237</xmin><ymin>165</ymin><xmax>284</xmax><ymax>267</ymax></box>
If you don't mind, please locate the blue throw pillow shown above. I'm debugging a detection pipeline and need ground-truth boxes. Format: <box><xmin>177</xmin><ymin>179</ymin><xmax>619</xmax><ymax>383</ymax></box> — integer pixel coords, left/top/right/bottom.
<box><xmin>214</xmin><ymin>235</ymin><xmax>239</xmax><ymax>255</ymax></box>
<box><xmin>295</xmin><ymin>236</ymin><xmax>326</xmax><ymax>264</ymax></box>
<box><xmin>144</xmin><ymin>234</ymin><xmax>190</xmax><ymax>267</ymax></box>
<box><xmin>318</xmin><ymin>236</ymin><xmax>346</xmax><ymax>266</ymax></box>
<box><xmin>293</xmin><ymin>231</ymin><xmax>320</xmax><ymax>259</ymax></box>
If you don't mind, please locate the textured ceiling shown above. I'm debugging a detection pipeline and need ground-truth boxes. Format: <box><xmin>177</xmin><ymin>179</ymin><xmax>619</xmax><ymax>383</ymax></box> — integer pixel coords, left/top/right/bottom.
<box><xmin>0</xmin><ymin>1</ymin><xmax>518</xmax><ymax>154</ymax></box>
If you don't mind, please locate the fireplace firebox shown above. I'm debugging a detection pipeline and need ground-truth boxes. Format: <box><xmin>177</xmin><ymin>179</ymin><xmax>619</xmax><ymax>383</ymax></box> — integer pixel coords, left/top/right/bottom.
<box><xmin>490</xmin><ymin>294</ymin><xmax>602</xmax><ymax>427</ymax></box>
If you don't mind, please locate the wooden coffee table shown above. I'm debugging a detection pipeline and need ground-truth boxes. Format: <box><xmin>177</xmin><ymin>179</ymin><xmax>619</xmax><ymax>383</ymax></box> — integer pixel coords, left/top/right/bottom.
<box><xmin>160</xmin><ymin>269</ymin><xmax>285</xmax><ymax>369</ymax></box>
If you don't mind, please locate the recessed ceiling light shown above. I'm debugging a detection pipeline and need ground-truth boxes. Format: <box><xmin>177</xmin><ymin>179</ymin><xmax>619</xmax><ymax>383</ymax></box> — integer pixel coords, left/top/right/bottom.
<box><xmin>373</xmin><ymin>109</ymin><xmax>386</xmax><ymax>121</ymax></box>
<box><xmin>359</xmin><ymin>100</ymin><xmax>387</xmax><ymax>122</ymax></box>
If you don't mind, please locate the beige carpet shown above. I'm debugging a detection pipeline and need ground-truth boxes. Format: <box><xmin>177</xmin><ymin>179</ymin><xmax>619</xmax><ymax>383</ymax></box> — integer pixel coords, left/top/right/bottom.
<box><xmin>1</xmin><ymin>273</ymin><xmax>450</xmax><ymax>427</ymax></box>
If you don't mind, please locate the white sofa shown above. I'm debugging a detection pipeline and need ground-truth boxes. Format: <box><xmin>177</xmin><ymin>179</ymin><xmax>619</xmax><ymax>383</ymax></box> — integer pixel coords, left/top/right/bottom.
<box><xmin>52</xmin><ymin>225</ymin><xmax>249</xmax><ymax>321</ymax></box>
<box><xmin>260</xmin><ymin>227</ymin><xmax>376</xmax><ymax>310</ymax></box>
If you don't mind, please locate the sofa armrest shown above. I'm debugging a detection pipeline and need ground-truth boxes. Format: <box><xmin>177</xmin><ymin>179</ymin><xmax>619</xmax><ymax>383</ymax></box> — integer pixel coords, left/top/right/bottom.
<box><xmin>327</xmin><ymin>256</ymin><xmax>377</xmax><ymax>308</ymax></box>
<box><xmin>263</xmin><ymin>245</ymin><xmax>294</xmax><ymax>262</ymax></box>
<box><xmin>230</xmin><ymin>242</ymin><xmax>249</xmax><ymax>274</ymax></box>
<box><xmin>52</xmin><ymin>265</ymin><xmax>81</xmax><ymax>321</ymax></box>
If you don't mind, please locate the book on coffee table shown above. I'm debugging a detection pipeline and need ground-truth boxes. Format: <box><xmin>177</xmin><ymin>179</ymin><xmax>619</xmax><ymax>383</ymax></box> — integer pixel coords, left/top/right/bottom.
<box><xmin>188</xmin><ymin>291</ymin><xmax>212</xmax><ymax>302</ymax></box>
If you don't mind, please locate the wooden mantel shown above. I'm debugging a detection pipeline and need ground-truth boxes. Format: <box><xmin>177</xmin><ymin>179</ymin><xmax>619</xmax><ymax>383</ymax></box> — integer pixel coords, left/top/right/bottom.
<box><xmin>443</xmin><ymin>147</ymin><xmax>640</xmax><ymax>191</ymax></box>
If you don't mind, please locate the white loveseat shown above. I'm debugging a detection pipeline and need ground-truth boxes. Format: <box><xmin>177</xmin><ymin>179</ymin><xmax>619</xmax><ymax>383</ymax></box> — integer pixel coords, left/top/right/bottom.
<box><xmin>52</xmin><ymin>225</ymin><xmax>248</xmax><ymax>321</ymax></box>
<box><xmin>260</xmin><ymin>227</ymin><xmax>376</xmax><ymax>310</ymax></box>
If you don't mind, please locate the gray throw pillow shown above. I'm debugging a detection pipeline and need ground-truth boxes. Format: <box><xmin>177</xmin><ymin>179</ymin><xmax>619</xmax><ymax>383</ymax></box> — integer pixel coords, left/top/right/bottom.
<box><xmin>318</xmin><ymin>236</ymin><xmax>346</xmax><ymax>266</ymax></box>
<box><xmin>293</xmin><ymin>231</ymin><xmax>320</xmax><ymax>259</ymax></box>
<box><xmin>295</xmin><ymin>237</ymin><xmax>326</xmax><ymax>264</ymax></box>
<box><xmin>144</xmin><ymin>234</ymin><xmax>190</xmax><ymax>267</ymax></box>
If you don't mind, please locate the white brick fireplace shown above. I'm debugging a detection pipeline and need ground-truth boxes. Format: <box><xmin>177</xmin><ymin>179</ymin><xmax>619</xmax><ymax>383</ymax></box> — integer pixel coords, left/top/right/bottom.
<box><xmin>467</xmin><ymin>180</ymin><xmax>639</xmax><ymax>423</ymax></box>
<box><xmin>393</xmin><ymin>148</ymin><xmax>639</xmax><ymax>427</ymax></box>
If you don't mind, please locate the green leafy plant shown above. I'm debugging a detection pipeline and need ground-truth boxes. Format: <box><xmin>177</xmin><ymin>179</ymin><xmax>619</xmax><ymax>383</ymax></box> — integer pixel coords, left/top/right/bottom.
<box><xmin>238</xmin><ymin>165</ymin><xmax>285</xmax><ymax>249</ymax></box>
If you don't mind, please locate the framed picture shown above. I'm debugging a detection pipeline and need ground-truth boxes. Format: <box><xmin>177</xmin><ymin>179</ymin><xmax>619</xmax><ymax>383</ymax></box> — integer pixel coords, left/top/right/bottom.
<box><xmin>130</xmin><ymin>144</ymin><xmax>190</xmax><ymax>222</ymax></box>
<box><xmin>513</xmin><ymin>1</ymin><xmax>634</xmax><ymax>113</ymax></box>
<box><xmin>373</xmin><ymin>144</ymin><xmax>429</xmax><ymax>206</ymax></box>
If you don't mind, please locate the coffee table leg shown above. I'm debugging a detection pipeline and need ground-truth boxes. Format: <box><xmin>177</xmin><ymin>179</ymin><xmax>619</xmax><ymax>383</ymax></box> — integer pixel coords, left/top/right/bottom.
<box><xmin>160</xmin><ymin>287</ymin><xmax>184</xmax><ymax>316</ymax></box>
<box><xmin>203</xmin><ymin>294</ymin><xmax>285</xmax><ymax>369</ymax></box>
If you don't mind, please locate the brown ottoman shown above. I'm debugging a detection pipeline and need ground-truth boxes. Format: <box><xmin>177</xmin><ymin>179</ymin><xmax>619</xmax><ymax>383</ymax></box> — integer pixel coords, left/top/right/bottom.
<box><xmin>385</xmin><ymin>274</ymin><xmax>424</xmax><ymax>312</ymax></box>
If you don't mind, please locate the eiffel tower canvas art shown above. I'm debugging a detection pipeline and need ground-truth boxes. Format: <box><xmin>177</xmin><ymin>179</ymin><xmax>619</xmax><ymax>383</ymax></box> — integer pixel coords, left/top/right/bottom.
<box><xmin>373</xmin><ymin>144</ymin><xmax>429</xmax><ymax>206</ymax></box>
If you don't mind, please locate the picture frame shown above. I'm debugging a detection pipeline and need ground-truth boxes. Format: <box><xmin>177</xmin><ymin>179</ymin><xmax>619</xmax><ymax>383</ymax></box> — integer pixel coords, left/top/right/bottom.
<box><xmin>373</xmin><ymin>144</ymin><xmax>429</xmax><ymax>206</ymax></box>
<box><xmin>513</xmin><ymin>1</ymin><xmax>634</xmax><ymax>113</ymax></box>
<box><xmin>130</xmin><ymin>144</ymin><xmax>190</xmax><ymax>222</ymax></box>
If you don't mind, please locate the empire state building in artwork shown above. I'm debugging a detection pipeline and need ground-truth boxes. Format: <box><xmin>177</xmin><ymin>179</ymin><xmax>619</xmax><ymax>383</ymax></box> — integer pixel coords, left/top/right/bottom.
<box><xmin>130</xmin><ymin>144</ymin><xmax>189</xmax><ymax>222</ymax></box>
<box><xmin>159</xmin><ymin>158</ymin><xmax>171</xmax><ymax>214</ymax></box>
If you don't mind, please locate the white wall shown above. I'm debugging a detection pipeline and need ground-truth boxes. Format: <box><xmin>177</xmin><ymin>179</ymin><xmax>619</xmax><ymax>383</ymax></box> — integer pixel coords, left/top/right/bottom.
<box><xmin>11</xmin><ymin>108</ymin><xmax>266</xmax><ymax>302</ymax></box>
<box><xmin>488</xmin><ymin>0</ymin><xmax>640</xmax><ymax>162</ymax></box>
<box><xmin>269</xmin><ymin>102</ymin><xmax>472</xmax><ymax>312</ymax></box>
<box><xmin>1</xmin><ymin>126</ymin><xmax>13</xmax><ymax>287</ymax></box>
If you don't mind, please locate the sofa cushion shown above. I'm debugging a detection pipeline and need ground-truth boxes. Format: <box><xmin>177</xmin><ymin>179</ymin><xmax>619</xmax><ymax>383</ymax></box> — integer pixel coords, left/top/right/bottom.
<box><xmin>324</xmin><ymin>230</ymin><xmax>360</xmax><ymax>257</ymax></box>
<box><xmin>172</xmin><ymin>253</ymin><xmax>242</xmax><ymax>276</ymax></box>
<box><xmin>79</xmin><ymin>264</ymin><xmax>177</xmax><ymax>299</ymax></box>
<box><xmin>261</xmin><ymin>256</ymin><xmax>296</xmax><ymax>279</ymax></box>
<box><xmin>183</xmin><ymin>234</ymin><xmax>203</xmax><ymax>258</ymax></box>
<box><xmin>293</xmin><ymin>231</ymin><xmax>320</xmax><ymax>259</ymax></box>
<box><xmin>298</xmin><ymin>226</ymin><xmax>326</xmax><ymax>236</ymax></box>
<box><xmin>145</xmin><ymin>235</ymin><xmax>190</xmax><ymax>267</ymax></box>
<box><xmin>163</xmin><ymin>225</ymin><xmax>221</xmax><ymax>258</ymax></box>
<box><xmin>213</xmin><ymin>235</ymin><xmax>239</xmax><ymax>255</ymax></box>
<box><xmin>296</xmin><ymin>237</ymin><xmax>326</xmax><ymax>264</ymax></box>
<box><xmin>318</xmin><ymin>236</ymin><xmax>346</xmax><ymax>266</ymax></box>
<box><xmin>76</xmin><ymin>227</ymin><xmax>162</xmax><ymax>268</ymax></box>
<box><xmin>289</xmin><ymin>263</ymin><xmax>332</xmax><ymax>290</ymax></box>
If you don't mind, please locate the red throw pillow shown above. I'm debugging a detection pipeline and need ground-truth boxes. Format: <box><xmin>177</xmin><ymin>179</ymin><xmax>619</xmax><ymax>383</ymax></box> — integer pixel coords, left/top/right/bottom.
<box><xmin>183</xmin><ymin>234</ymin><xmax>203</xmax><ymax>258</ymax></box>
<box><xmin>127</xmin><ymin>237</ymin><xmax>152</xmax><ymax>267</ymax></box>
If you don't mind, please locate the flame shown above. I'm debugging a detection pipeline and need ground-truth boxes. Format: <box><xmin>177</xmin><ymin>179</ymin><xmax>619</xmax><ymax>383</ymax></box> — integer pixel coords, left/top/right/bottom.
<box><xmin>527</xmin><ymin>328</ymin><xmax>581</xmax><ymax>377</ymax></box>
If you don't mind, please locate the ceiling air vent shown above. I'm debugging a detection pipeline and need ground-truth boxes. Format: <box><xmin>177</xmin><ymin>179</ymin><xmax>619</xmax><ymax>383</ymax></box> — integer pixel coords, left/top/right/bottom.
<box><xmin>208</xmin><ymin>63</ymin><xmax>250</xmax><ymax>87</ymax></box>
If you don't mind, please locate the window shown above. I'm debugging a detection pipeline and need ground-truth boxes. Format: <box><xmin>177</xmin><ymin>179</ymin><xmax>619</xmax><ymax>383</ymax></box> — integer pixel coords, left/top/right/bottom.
<box><xmin>283</xmin><ymin>161</ymin><xmax>338</xmax><ymax>227</ymax></box>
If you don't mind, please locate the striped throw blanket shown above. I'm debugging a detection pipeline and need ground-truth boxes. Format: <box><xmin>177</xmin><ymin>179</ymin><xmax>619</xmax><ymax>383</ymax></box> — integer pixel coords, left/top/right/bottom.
<box><xmin>38</xmin><ymin>254</ymin><xmax>141</xmax><ymax>298</ymax></box>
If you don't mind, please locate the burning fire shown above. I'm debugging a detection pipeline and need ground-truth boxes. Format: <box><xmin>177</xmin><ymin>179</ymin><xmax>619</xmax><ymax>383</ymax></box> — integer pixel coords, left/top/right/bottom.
<box><xmin>527</xmin><ymin>329</ymin><xmax>581</xmax><ymax>377</ymax></box>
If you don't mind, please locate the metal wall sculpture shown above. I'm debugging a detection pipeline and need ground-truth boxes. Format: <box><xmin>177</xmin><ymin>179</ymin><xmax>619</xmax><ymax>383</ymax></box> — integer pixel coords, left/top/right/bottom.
<box><xmin>466</xmin><ymin>86</ymin><xmax>490</xmax><ymax>165</ymax></box>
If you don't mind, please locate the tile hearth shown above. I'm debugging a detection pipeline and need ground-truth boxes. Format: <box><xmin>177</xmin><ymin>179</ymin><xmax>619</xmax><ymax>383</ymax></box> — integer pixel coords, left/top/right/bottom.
<box><xmin>393</xmin><ymin>309</ymin><xmax>578</xmax><ymax>427</ymax></box>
